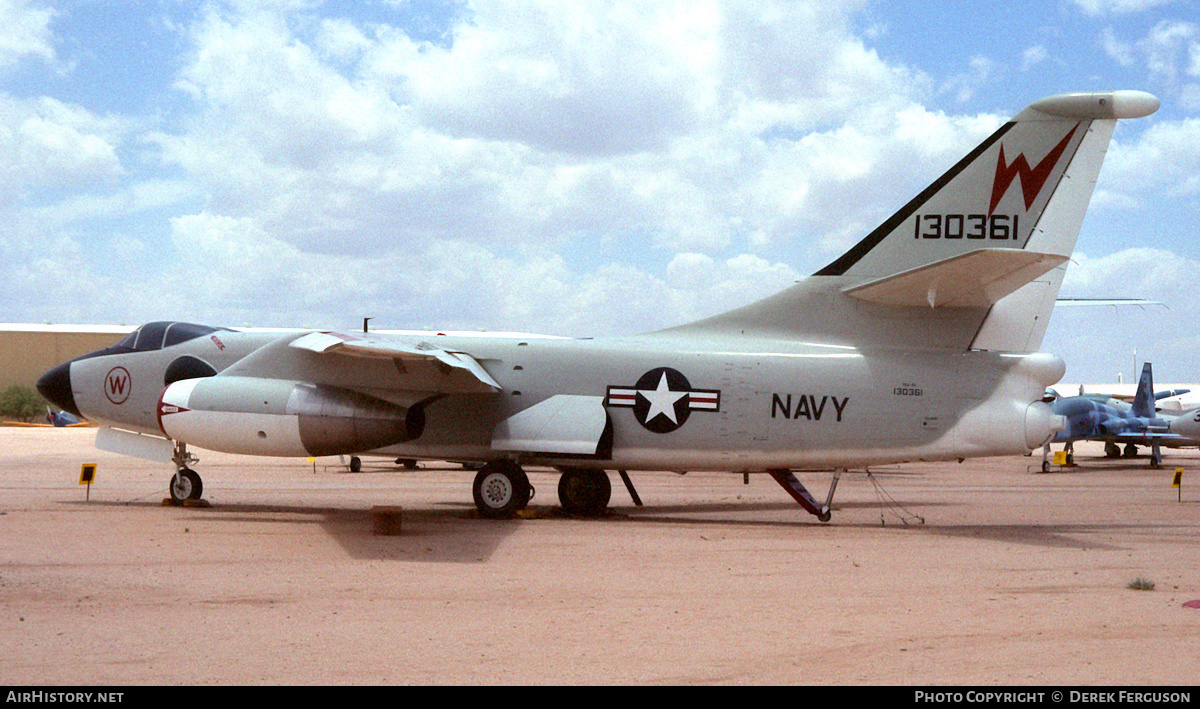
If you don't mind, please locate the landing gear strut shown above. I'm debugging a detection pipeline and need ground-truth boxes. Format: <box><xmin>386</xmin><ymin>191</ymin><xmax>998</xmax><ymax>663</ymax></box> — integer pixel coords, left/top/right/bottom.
<box><xmin>168</xmin><ymin>441</ymin><xmax>204</xmax><ymax>504</ymax></box>
<box><xmin>768</xmin><ymin>469</ymin><xmax>839</xmax><ymax>522</ymax></box>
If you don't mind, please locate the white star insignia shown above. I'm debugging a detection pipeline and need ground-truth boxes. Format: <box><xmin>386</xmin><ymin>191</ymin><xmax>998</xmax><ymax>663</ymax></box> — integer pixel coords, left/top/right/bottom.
<box><xmin>640</xmin><ymin>372</ymin><xmax>687</xmax><ymax>424</ymax></box>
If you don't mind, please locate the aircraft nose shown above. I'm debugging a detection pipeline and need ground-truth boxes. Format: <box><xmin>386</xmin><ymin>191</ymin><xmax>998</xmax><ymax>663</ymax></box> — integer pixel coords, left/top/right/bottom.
<box><xmin>37</xmin><ymin>361</ymin><xmax>81</xmax><ymax>419</ymax></box>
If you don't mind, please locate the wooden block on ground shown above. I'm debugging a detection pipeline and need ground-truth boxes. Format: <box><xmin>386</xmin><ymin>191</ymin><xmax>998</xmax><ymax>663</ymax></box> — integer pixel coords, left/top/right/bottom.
<box><xmin>372</xmin><ymin>505</ymin><xmax>403</xmax><ymax>535</ymax></box>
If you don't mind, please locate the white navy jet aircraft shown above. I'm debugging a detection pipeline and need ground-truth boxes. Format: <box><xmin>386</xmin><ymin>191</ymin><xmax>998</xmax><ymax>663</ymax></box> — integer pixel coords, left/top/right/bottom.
<box><xmin>38</xmin><ymin>90</ymin><xmax>1159</xmax><ymax>521</ymax></box>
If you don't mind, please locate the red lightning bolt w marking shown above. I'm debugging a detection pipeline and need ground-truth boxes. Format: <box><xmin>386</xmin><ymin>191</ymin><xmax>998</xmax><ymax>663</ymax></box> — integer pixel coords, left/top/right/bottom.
<box><xmin>988</xmin><ymin>123</ymin><xmax>1079</xmax><ymax>215</ymax></box>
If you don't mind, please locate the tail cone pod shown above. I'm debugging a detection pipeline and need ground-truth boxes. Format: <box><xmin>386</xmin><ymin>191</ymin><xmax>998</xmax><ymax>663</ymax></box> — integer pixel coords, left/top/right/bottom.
<box><xmin>1024</xmin><ymin>401</ymin><xmax>1066</xmax><ymax>449</ymax></box>
<box><xmin>158</xmin><ymin>377</ymin><xmax>420</xmax><ymax>457</ymax></box>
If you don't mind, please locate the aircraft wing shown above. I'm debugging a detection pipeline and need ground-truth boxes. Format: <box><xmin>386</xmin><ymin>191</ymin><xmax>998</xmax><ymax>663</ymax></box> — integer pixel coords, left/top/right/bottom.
<box><xmin>842</xmin><ymin>248</ymin><xmax>1068</xmax><ymax>308</ymax></box>
<box><xmin>1054</xmin><ymin>299</ymin><xmax>1167</xmax><ymax>309</ymax></box>
<box><xmin>1114</xmin><ymin>432</ymin><xmax>1184</xmax><ymax>441</ymax></box>
<box><xmin>287</xmin><ymin>331</ymin><xmax>502</xmax><ymax>393</ymax></box>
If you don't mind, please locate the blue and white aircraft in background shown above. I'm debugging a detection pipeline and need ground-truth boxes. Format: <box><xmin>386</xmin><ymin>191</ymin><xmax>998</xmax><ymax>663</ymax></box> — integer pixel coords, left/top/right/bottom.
<box><xmin>1043</xmin><ymin>363</ymin><xmax>1196</xmax><ymax>470</ymax></box>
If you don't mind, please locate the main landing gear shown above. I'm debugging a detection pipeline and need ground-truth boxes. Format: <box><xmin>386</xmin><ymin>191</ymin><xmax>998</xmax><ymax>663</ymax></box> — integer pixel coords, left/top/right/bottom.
<box><xmin>168</xmin><ymin>441</ymin><xmax>205</xmax><ymax>505</ymax></box>
<box><xmin>1149</xmin><ymin>440</ymin><xmax>1164</xmax><ymax>469</ymax></box>
<box><xmin>471</xmin><ymin>462</ymin><xmax>845</xmax><ymax>522</ymax></box>
<box><xmin>1072</xmin><ymin>440</ymin><xmax>1164</xmax><ymax>468</ymax></box>
<box><xmin>471</xmin><ymin>460</ymin><xmax>534</xmax><ymax>518</ymax></box>
<box><xmin>1123</xmin><ymin>441</ymin><xmax>1165</xmax><ymax>468</ymax></box>
<box><xmin>557</xmin><ymin>468</ymin><xmax>611</xmax><ymax>517</ymax></box>
<box><xmin>469</xmin><ymin>462</ymin><xmax>626</xmax><ymax>519</ymax></box>
<box><xmin>1106</xmin><ymin>442</ymin><xmax>1142</xmax><ymax>459</ymax></box>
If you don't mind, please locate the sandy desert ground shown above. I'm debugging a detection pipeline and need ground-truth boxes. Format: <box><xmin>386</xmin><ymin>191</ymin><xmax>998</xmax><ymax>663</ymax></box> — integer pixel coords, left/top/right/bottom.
<box><xmin>1</xmin><ymin>426</ymin><xmax>1198</xmax><ymax>685</ymax></box>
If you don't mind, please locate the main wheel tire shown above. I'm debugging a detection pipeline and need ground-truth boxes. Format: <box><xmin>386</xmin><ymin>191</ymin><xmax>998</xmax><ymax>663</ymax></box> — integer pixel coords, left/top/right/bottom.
<box><xmin>169</xmin><ymin>468</ymin><xmax>203</xmax><ymax>504</ymax></box>
<box><xmin>557</xmin><ymin>469</ymin><xmax>612</xmax><ymax>517</ymax></box>
<box><xmin>472</xmin><ymin>462</ymin><xmax>531</xmax><ymax>518</ymax></box>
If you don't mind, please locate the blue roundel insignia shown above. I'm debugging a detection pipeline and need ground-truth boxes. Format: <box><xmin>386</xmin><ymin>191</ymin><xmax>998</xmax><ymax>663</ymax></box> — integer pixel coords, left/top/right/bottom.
<box><xmin>605</xmin><ymin>367</ymin><xmax>720</xmax><ymax>433</ymax></box>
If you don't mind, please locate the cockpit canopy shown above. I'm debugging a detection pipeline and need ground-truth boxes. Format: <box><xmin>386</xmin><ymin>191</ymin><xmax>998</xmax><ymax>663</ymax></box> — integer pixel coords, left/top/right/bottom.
<box><xmin>113</xmin><ymin>322</ymin><xmax>231</xmax><ymax>352</ymax></box>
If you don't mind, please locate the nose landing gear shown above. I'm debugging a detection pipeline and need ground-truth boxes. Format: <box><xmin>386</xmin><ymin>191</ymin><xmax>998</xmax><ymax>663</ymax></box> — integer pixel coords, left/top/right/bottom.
<box><xmin>170</xmin><ymin>468</ymin><xmax>203</xmax><ymax>503</ymax></box>
<box><xmin>167</xmin><ymin>441</ymin><xmax>206</xmax><ymax>505</ymax></box>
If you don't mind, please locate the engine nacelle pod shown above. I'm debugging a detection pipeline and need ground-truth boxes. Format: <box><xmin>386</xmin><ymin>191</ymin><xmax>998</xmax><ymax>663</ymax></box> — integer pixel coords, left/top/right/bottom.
<box><xmin>158</xmin><ymin>376</ymin><xmax>420</xmax><ymax>457</ymax></box>
<box><xmin>1097</xmin><ymin>416</ymin><xmax>1128</xmax><ymax>437</ymax></box>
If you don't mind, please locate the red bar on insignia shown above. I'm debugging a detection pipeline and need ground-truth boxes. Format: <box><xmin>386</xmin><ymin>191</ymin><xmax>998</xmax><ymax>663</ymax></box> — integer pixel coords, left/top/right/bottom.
<box><xmin>608</xmin><ymin>389</ymin><xmax>638</xmax><ymax>406</ymax></box>
<box><xmin>689</xmin><ymin>392</ymin><xmax>719</xmax><ymax>410</ymax></box>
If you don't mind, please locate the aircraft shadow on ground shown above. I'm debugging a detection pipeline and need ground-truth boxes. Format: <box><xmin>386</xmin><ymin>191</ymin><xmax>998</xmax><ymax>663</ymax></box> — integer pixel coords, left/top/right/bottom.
<box><xmin>63</xmin><ymin>497</ymin><xmax>516</xmax><ymax>563</ymax></box>
<box><xmin>62</xmin><ymin>495</ymin><xmax>1139</xmax><ymax>559</ymax></box>
<box><xmin>920</xmin><ymin>523</ymin><xmax>1130</xmax><ymax>551</ymax></box>
<box><xmin>616</xmin><ymin>500</ymin><xmax>1141</xmax><ymax>551</ymax></box>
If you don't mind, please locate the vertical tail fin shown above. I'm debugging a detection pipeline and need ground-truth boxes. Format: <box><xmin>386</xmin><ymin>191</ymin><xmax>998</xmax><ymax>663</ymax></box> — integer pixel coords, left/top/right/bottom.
<box><xmin>1131</xmin><ymin>362</ymin><xmax>1155</xmax><ymax>418</ymax></box>
<box><xmin>816</xmin><ymin>92</ymin><xmax>1159</xmax><ymax>282</ymax></box>
<box><xmin>669</xmin><ymin>91</ymin><xmax>1159</xmax><ymax>351</ymax></box>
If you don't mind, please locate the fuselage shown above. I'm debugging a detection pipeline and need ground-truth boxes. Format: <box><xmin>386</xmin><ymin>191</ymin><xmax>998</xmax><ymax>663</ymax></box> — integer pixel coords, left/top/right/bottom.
<box><xmin>45</xmin><ymin>324</ymin><xmax>1064</xmax><ymax>473</ymax></box>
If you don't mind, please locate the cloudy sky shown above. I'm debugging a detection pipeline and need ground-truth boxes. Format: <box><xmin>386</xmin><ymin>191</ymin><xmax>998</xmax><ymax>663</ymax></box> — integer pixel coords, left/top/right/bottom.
<box><xmin>2</xmin><ymin>0</ymin><xmax>1199</xmax><ymax>384</ymax></box>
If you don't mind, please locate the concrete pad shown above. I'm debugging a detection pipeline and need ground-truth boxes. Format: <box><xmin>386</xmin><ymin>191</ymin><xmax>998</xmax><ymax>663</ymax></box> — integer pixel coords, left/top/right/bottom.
<box><xmin>1</xmin><ymin>427</ymin><xmax>1198</xmax><ymax>684</ymax></box>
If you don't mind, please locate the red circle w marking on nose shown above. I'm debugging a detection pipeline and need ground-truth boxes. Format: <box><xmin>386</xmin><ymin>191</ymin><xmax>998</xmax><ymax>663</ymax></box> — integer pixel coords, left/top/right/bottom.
<box><xmin>104</xmin><ymin>366</ymin><xmax>131</xmax><ymax>405</ymax></box>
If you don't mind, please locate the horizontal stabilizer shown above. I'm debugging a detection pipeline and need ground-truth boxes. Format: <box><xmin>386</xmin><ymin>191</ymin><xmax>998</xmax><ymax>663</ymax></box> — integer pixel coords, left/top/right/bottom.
<box><xmin>841</xmin><ymin>248</ymin><xmax>1068</xmax><ymax>308</ymax></box>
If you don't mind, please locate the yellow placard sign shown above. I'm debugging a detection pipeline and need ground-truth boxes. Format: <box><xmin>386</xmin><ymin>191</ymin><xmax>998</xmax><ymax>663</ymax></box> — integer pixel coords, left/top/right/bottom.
<box><xmin>1172</xmin><ymin>469</ymin><xmax>1183</xmax><ymax>488</ymax></box>
<box><xmin>79</xmin><ymin>463</ymin><xmax>97</xmax><ymax>485</ymax></box>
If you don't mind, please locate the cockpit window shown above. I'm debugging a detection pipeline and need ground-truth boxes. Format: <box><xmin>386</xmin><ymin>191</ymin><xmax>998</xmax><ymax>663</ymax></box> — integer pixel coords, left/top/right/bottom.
<box><xmin>164</xmin><ymin>322</ymin><xmax>229</xmax><ymax>348</ymax></box>
<box><xmin>114</xmin><ymin>322</ymin><xmax>230</xmax><ymax>352</ymax></box>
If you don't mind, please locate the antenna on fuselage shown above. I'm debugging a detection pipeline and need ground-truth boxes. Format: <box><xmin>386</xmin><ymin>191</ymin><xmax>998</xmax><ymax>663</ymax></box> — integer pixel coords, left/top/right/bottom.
<box><xmin>363</xmin><ymin>317</ymin><xmax>373</xmax><ymax>333</ymax></box>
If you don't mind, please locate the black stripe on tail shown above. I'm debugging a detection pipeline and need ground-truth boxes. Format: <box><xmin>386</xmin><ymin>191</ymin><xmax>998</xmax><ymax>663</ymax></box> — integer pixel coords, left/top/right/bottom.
<box><xmin>813</xmin><ymin>122</ymin><xmax>1016</xmax><ymax>277</ymax></box>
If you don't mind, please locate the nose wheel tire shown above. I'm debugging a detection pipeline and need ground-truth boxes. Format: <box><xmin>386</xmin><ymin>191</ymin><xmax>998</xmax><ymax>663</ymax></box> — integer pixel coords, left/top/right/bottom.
<box><xmin>472</xmin><ymin>462</ymin><xmax>532</xmax><ymax>518</ymax></box>
<box><xmin>169</xmin><ymin>468</ymin><xmax>204</xmax><ymax>504</ymax></box>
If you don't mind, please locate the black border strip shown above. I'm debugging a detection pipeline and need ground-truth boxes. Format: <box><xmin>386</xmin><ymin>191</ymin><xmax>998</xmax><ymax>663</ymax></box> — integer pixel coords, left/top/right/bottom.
<box><xmin>813</xmin><ymin>121</ymin><xmax>1016</xmax><ymax>276</ymax></box>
